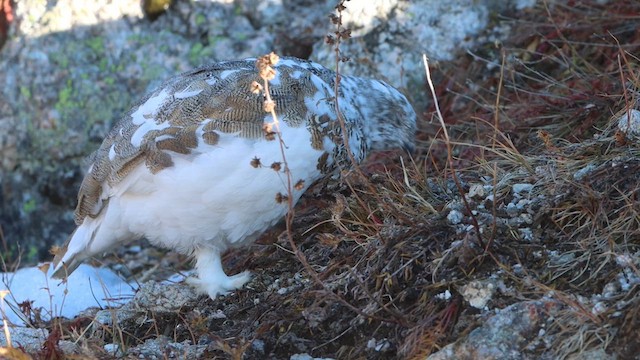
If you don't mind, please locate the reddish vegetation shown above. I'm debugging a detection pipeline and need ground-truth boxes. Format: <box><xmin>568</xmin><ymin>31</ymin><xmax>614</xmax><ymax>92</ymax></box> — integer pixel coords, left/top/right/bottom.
<box><xmin>0</xmin><ymin>0</ymin><xmax>13</xmax><ymax>50</ymax></box>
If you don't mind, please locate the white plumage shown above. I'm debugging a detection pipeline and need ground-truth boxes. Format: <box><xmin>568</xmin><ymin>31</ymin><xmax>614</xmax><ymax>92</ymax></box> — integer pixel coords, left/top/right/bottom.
<box><xmin>52</xmin><ymin>56</ymin><xmax>416</xmax><ymax>299</ymax></box>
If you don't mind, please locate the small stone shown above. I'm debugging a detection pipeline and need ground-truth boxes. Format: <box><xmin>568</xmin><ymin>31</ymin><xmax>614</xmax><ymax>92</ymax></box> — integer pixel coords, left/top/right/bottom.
<box><xmin>252</xmin><ymin>339</ymin><xmax>265</xmax><ymax>353</ymax></box>
<box><xmin>436</xmin><ymin>290</ymin><xmax>452</xmax><ymax>300</ymax></box>
<box><xmin>447</xmin><ymin>209</ymin><xmax>463</xmax><ymax>225</ymax></box>
<box><xmin>573</xmin><ymin>164</ymin><xmax>596</xmax><ymax>181</ymax></box>
<box><xmin>461</xmin><ymin>279</ymin><xmax>496</xmax><ymax>309</ymax></box>
<box><xmin>104</xmin><ymin>343</ymin><xmax>123</xmax><ymax>357</ymax></box>
<box><xmin>616</xmin><ymin>109</ymin><xmax>640</xmax><ymax>140</ymax></box>
<box><xmin>512</xmin><ymin>183</ymin><xmax>533</xmax><ymax>197</ymax></box>
<box><xmin>467</xmin><ymin>183</ymin><xmax>486</xmax><ymax>199</ymax></box>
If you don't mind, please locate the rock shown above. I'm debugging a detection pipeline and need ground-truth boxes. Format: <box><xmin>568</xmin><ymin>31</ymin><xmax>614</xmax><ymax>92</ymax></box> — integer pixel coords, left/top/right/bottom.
<box><xmin>130</xmin><ymin>281</ymin><xmax>199</xmax><ymax>312</ymax></box>
<box><xmin>235</xmin><ymin>0</ymin><xmax>334</xmax><ymax>58</ymax></box>
<box><xmin>512</xmin><ymin>183</ymin><xmax>533</xmax><ymax>197</ymax></box>
<box><xmin>125</xmin><ymin>336</ymin><xmax>205</xmax><ymax>360</ymax></box>
<box><xmin>103</xmin><ymin>343</ymin><xmax>124</xmax><ymax>357</ymax></box>
<box><xmin>460</xmin><ymin>279</ymin><xmax>497</xmax><ymax>310</ymax></box>
<box><xmin>311</xmin><ymin>0</ymin><xmax>536</xmax><ymax>99</ymax></box>
<box><xmin>447</xmin><ymin>209</ymin><xmax>464</xmax><ymax>225</ymax></box>
<box><xmin>617</xmin><ymin>109</ymin><xmax>640</xmax><ymax>140</ymax></box>
<box><xmin>567</xmin><ymin>348</ymin><xmax>616</xmax><ymax>360</ymax></box>
<box><xmin>290</xmin><ymin>354</ymin><xmax>335</xmax><ymax>360</ymax></box>
<box><xmin>93</xmin><ymin>281</ymin><xmax>198</xmax><ymax>332</ymax></box>
<box><xmin>427</xmin><ymin>300</ymin><xmax>562</xmax><ymax>360</ymax></box>
<box><xmin>0</xmin><ymin>326</ymin><xmax>48</xmax><ymax>352</ymax></box>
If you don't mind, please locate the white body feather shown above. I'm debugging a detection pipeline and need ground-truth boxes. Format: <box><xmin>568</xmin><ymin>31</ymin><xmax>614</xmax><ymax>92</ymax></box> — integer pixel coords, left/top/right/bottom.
<box><xmin>67</xmin><ymin>122</ymin><xmax>320</xmax><ymax>257</ymax></box>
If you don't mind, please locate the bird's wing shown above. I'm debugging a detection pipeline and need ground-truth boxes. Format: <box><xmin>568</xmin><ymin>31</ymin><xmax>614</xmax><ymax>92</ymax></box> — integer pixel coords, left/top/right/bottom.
<box><xmin>72</xmin><ymin>59</ymin><xmax>333</xmax><ymax>226</ymax></box>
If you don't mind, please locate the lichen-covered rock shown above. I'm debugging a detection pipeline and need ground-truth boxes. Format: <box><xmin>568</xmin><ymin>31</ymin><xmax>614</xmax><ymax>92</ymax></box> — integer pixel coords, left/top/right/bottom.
<box><xmin>427</xmin><ymin>300</ymin><xmax>562</xmax><ymax>360</ymax></box>
<box><xmin>234</xmin><ymin>0</ymin><xmax>334</xmax><ymax>58</ymax></box>
<box><xmin>616</xmin><ymin>109</ymin><xmax>640</xmax><ymax>140</ymax></box>
<box><xmin>93</xmin><ymin>281</ymin><xmax>198</xmax><ymax>332</ymax></box>
<box><xmin>312</xmin><ymin>0</ymin><xmax>536</xmax><ymax>99</ymax></box>
<box><xmin>0</xmin><ymin>326</ymin><xmax>48</xmax><ymax>352</ymax></box>
<box><xmin>125</xmin><ymin>336</ymin><xmax>206</xmax><ymax>360</ymax></box>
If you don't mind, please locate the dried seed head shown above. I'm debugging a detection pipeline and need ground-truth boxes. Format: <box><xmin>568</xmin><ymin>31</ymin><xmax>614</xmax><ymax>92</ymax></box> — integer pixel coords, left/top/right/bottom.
<box><xmin>615</xmin><ymin>130</ymin><xmax>627</xmax><ymax>146</ymax></box>
<box><xmin>250</xmin><ymin>157</ymin><xmax>261</xmax><ymax>168</ymax></box>
<box><xmin>263</xmin><ymin>99</ymin><xmax>275</xmax><ymax>113</ymax></box>
<box><xmin>256</xmin><ymin>53</ymin><xmax>278</xmax><ymax>80</ymax></box>
<box><xmin>260</xmin><ymin>66</ymin><xmax>276</xmax><ymax>81</ymax></box>
<box><xmin>49</xmin><ymin>245</ymin><xmax>61</xmax><ymax>256</ymax></box>
<box><xmin>256</xmin><ymin>58</ymin><xmax>266</xmax><ymax>71</ymax></box>
<box><xmin>325</xmin><ymin>35</ymin><xmax>335</xmax><ymax>45</ymax></box>
<box><xmin>267</xmin><ymin>52</ymin><xmax>279</xmax><ymax>65</ymax></box>
<box><xmin>275</xmin><ymin>192</ymin><xmax>289</xmax><ymax>204</ymax></box>
<box><xmin>250</xmin><ymin>81</ymin><xmax>263</xmax><ymax>94</ymax></box>
<box><xmin>262</xmin><ymin>123</ymin><xmax>276</xmax><ymax>140</ymax></box>
<box><xmin>270</xmin><ymin>162</ymin><xmax>281</xmax><ymax>172</ymax></box>
<box><xmin>38</xmin><ymin>263</ymin><xmax>50</xmax><ymax>274</ymax></box>
<box><xmin>294</xmin><ymin>179</ymin><xmax>305</xmax><ymax>190</ymax></box>
<box><xmin>537</xmin><ymin>130</ymin><xmax>551</xmax><ymax>147</ymax></box>
<box><xmin>265</xmin><ymin>132</ymin><xmax>276</xmax><ymax>141</ymax></box>
<box><xmin>338</xmin><ymin>28</ymin><xmax>351</xmax><ymax>40</ymax></box>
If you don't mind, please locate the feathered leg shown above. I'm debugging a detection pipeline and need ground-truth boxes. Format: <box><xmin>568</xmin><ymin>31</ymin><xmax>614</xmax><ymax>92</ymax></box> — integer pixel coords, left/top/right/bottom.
<box><xmin>186</xmin><ymin>247</ymin><xmax>251</xmax><ymax>298</ymax></box>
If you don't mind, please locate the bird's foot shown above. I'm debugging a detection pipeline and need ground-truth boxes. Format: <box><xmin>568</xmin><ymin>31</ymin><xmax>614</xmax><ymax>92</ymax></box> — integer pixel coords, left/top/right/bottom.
<box><xmin>186</xmin><ymin>271</ymin><xmax>251</xmax><ymax>299</ymax></box>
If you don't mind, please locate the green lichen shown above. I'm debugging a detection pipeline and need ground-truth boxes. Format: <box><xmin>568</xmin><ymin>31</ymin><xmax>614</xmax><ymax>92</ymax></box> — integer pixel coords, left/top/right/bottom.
<box><xmin>98</xmin><ymin>57</ymin><xmax>109</xmax><ymax>71</ymax></box>
<box><xmin>208</xmin><ymin>35</ymin><xmax>224</xmax><ymax>46</ymax></box>
<box><xmin>26</xmin><ymin>245</ymin><xmax>39</xmax><ymax>261</ymax></box>
<box><xmin>127</xmin><ymin>33</ymin><xmax>152</xmax><ymax>44</ymax></box>
<box><xmin>195</xmin><ymin>13</ymin><xmax>206</xmax><ymax>26</ymax></box>
<box><xmin>20</xmin><ymin>86</ymin><xmax>31</xmax><ymax>99</ymax></box>
<box><xmin>55</xmin><ymin>79</ymin><xmax>77</xmax><ymax>114</ymax></box>
<box><xmin>23</xmin><ymin>198</ymin><xmax>37</xmax><ymax>214</ymax></box>
<box><xmin>49</xmin><ymin>50</ymin><xmax>69</xmax><ymax>68</ymax></box>
<box><xmin>141</xmin><ymin>64</ymin><xmax>166</xmax><ymax>83</ymax></box>
<box><xmin>188</xmin><ymin>43</ymin><xmax>215</xmax><ymax>66</ymax></box>
<box><xmin>189</xmin><ymin>43</ymin><xmax>204</xmax><ymax>64</ymax></box>
<box><xmin>86</xmin><ymin>36</ymin><xmax>104</xmax><ymax>54</ymax></box>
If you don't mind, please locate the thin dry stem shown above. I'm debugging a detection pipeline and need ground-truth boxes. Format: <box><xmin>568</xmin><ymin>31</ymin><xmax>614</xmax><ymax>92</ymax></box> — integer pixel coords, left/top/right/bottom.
<box><xmin>0</xmin><ymin>290</ymin><xmax>11</xmax><ymax>347</ymax></box>
<box><xmin>423</xmin><ymin>54</ymin><xmax>486</xmax><ymax>250</ymax></box>
<box><xmin>256</xmin><ymin>52</ymin><xmax>404</xmax><ymax>326</ymax></box>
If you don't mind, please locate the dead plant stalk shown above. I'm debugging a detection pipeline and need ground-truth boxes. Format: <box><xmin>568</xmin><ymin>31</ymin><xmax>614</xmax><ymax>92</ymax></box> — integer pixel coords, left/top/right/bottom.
<box><xmin>257</xmin><ymin>53</ymin><xmax>404</xmax><ymax>326</ymax></box>
<box><xmin>422</xmin><ymin>54</ymin><xmax>486</xmax><ymax>250</ymax></box>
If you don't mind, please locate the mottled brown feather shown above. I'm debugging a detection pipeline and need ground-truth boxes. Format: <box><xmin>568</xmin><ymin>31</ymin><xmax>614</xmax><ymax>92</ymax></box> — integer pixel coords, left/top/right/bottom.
<box><xmin>71</xmin><ymin>58</ymin><xmax>346</xmax><ymax>224</ymax></box>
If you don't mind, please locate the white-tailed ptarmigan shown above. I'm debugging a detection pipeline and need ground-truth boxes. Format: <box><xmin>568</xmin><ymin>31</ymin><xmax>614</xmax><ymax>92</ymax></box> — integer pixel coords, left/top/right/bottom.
<box><xmin>51</xmin><ymin>54</ymin><xmax>416</xmax><ymax>299</ymax></box>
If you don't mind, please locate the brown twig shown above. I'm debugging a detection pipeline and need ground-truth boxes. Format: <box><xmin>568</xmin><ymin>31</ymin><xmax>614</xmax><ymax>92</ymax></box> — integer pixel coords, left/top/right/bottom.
<box><xmin>255</xmin><ymin>53</ymin><xmax>404</xmax><ymax>325</ymax></box>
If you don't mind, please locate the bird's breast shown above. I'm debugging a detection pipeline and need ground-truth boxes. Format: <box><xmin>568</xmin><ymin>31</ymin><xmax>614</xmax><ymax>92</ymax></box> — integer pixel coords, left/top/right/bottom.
<box><xmin>113</xmin><ymin>122</ymin><xmax>329</xmax><ymax>253</ymax></box>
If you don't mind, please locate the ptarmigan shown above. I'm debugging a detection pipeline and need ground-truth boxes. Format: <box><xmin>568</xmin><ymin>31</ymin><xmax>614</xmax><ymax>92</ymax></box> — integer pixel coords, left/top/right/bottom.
<box><xmin>51</xmin><ymin>54</ymin><xmax>416</xmax><ymax>299</ymax></box>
